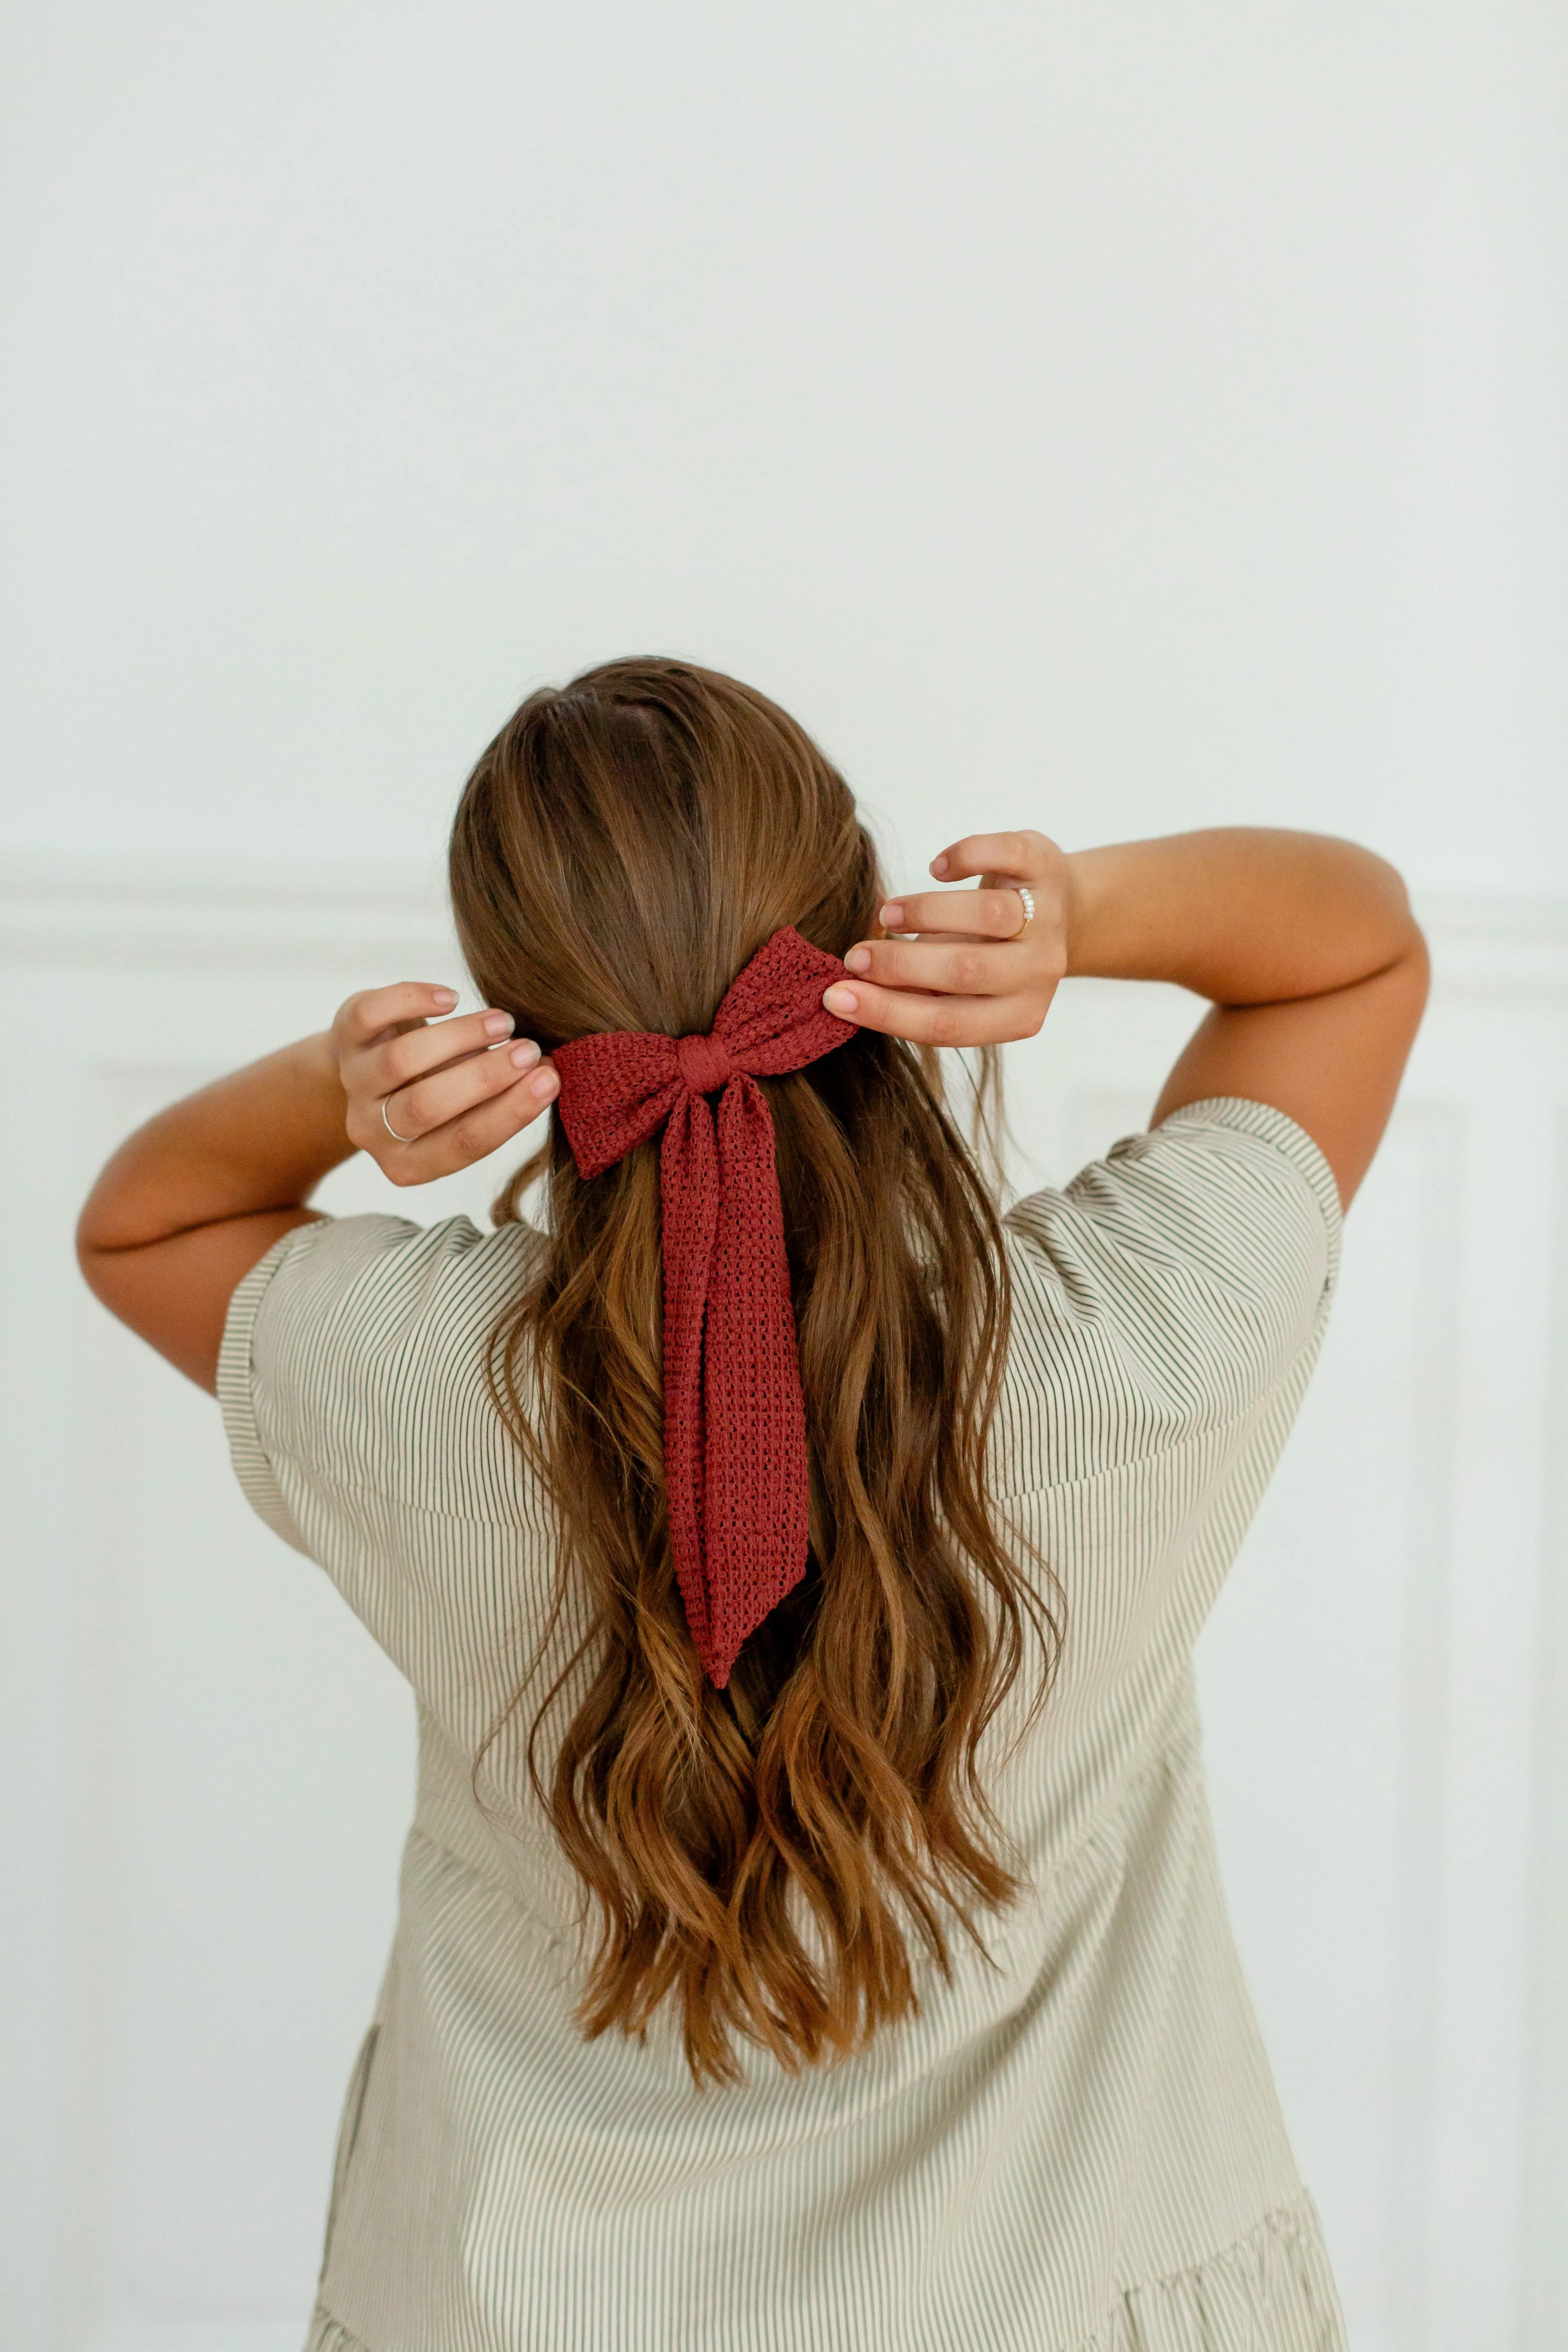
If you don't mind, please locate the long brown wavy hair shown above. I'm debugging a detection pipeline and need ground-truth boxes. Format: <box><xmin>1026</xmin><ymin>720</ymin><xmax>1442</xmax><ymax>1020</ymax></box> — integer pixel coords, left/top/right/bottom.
<box><xmin>449</xmin><ymin>657</ymin><xmax>1060</xmax><ymax>2085</ymax></box>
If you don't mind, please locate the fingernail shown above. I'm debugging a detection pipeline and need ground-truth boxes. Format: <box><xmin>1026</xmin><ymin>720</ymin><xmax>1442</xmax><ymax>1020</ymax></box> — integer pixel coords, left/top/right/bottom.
<box><xmin>485</xmin><ymin>1010</ymin><xmax>516</xmax><ymax>1039</ymax></box>
<box><xmin>930</xmin><ymin>854</ymin><xmax>949</xmax><ymax>878</ymax></box>
<box><xmin>845</xmin><ymin>946</ymin><xmax>871</xmax><ymax>974</ymax></box>
<box><xmin>433</xmin><ymin>987</ymin><xmax>459</xmax><ymax>1008</ymax></box>
<box><xmin>880</xmin><ymin>903</ymin><xmax>904</xmax><ymax>929</ymax></box>
<box><xmin>529</xmin><ymin>1066</ymin><xmax>559</xmax><ymax>1098</ymax></box>
<box><xmin>823</xmin><ymin>984</ymin><xmax>858</xmax><ymax>1016</ymax></box>
<box><xmin>509</xmin><ymin>1038</ymin><xmax>540</xmax><ymax>1067</ymax></box>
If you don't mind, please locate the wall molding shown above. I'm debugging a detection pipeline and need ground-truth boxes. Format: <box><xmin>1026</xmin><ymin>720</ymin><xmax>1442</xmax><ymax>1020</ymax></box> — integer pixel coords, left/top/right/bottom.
<box><xmin>1</xmin><ymin>858</ymin><xmax>1564</xmax><ymax>990</ymax></box>
<box><xmin>0</xmin><ymin>858</ymin><xmax>453</xmax><ymax>971</ymax></box>
<box><xmin>1521</xmin><ymin>1109</ymin><xmax>1568</xmax><ymax>2352</ymax></box>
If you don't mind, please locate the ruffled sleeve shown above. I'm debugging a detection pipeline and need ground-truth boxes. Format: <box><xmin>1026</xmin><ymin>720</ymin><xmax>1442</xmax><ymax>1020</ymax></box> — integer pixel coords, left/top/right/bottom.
<box><xmin>995</xmin><ymin>1097</ymin><xmax>1343</xmax><ymax>1663</ymax></box>
<box><xmin>216</xmin><ymin>1210</ymin><xmax>550</xmax><ymax>1699</ymax></box>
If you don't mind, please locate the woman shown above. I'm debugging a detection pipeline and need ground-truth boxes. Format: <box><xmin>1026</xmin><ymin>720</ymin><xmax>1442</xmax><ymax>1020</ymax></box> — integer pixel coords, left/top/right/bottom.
<box><xmin>78</xmin><ymin>658</ymin><xmax>1428</xmax><ymax>2352</ymax></box>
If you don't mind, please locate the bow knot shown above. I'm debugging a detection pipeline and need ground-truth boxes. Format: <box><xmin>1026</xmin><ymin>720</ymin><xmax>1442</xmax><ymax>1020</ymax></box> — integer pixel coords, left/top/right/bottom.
<box><xmin>551</xmin><ymin>928</ymin><xmax>857</xmax><ymax>1686</ymax></box>
<box><xmin>675</xmin><ymin>1029</ymin><xmax>734</xmax><ymax>1096</ymax></box>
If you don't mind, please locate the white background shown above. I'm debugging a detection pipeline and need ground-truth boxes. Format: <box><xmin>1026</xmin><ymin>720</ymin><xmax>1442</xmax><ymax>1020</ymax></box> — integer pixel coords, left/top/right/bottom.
<box><xmin>2</xmin><ymin>5</ymin><xmax>1565</xmax><ymax>2350</ymax></box>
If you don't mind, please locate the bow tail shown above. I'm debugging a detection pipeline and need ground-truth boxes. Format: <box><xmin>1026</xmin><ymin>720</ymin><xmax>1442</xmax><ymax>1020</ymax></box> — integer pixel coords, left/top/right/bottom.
<box><xmin>658</xmin><ymin>1092</ymin><xmax>722</xmax><ymax>1669</ymax></box>
<box><xmin>699</xmin><ymin>1074</ymin><xmax>812</xmax><ymax>1686</ymax></box>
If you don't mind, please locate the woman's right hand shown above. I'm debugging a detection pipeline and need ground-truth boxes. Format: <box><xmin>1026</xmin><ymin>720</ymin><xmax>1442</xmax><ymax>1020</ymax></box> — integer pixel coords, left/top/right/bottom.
<box><xmin>335</xmin><ymin>982</ymin><xmax>560</xmax><ymax>1187</ymax></box>
<box><xmin>823</xmin><ymin>830</ymin><xmax>1072</xmax><ymax>1046</ymax></box>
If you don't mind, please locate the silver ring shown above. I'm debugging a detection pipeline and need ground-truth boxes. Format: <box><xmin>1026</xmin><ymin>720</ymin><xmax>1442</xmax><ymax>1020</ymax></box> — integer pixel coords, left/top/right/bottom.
<box><xmin>381</xmin><ymin>1095</ymin><xmax>416</xmax><ymax>1145</ymax></box>
<box><xmin>1015</xmin><ymin>884</ymin><xmax>1036</xmax><ymax>933</ymax></box>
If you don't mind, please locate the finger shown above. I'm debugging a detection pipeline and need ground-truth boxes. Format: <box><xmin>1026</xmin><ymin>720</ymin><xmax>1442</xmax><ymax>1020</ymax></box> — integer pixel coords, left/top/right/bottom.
<box><xmin>338</xmin><ymin>981</ymin><xmax>459</xmax><ymax>1049</ymax></box>
<box><xmin>929</xmin><ymin>831</ymin><xmax>1053</xmax><ymax>884</ymax></box>
<box><xmin>822</xmin><ymin>978</ymin><xmax>1045</xmax><ymax>1047</ymax></box>
<box><xmin>355</xmin><ymin>1006</ymin><xmax>519</xmax><ymax>1093</ymax></box>
<box><xmin>876</xmin><ymin>888</ymin><xmax>1029</xmax><ymax>941</ymax></box>
<box><xmin>373</xmin><ymin>1037</ymin><xmax>543</xmax><ymax>1146</ymax></box>
<box><xmin>381</xmin><ymin>1065</ymin><xmax>560</xmax><ymax>1183</ymax></box>
<box><xmin>842</xmin><ymin>937</ymin><xmax>1018</xmax><ymax>996</ymax></box>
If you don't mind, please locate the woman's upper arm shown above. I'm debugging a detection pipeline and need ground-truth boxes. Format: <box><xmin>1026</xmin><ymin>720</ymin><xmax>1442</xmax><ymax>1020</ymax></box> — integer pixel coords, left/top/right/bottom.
<box><xmin>76</xmin><ymin>1208</ymin><xmax>326</xmax><ymax>1396</ymax></box>
<box><xmin>1149</xmin><ymin>927</ymin><xmax>1430</xmax><ymax>1209</ymax></box>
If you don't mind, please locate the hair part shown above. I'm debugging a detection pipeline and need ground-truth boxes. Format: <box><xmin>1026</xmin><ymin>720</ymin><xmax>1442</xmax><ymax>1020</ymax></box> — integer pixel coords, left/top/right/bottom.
<box><xmin>448</xmin><ymin>656</ymin><xmax>1062</xmax><ymax>2085</ymax></box>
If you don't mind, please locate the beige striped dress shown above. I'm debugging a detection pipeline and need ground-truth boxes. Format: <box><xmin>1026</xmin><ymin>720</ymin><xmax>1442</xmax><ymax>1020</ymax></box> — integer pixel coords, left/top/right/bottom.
<box><xmin>218</xmin><ymin>1096</ymin><xmax>1348</xmax><ymax>2352</ymax></box>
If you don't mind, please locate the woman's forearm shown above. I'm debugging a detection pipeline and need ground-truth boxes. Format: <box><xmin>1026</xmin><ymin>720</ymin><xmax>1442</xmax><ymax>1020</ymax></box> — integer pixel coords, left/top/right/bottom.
<box><xmin>74</xmin><ymin>981</ymin><xmax>554</xmax><ymax>1394</ymax></box>
<box><xmin>78</xmin><ymin>1031</ymin><xmax>352</xmax><ymax>1258</ymax></box>
<box><xmin>1064</xmin><ymin>829</ymin><xmax>1421</xmax><ymax>1004</ymax></box>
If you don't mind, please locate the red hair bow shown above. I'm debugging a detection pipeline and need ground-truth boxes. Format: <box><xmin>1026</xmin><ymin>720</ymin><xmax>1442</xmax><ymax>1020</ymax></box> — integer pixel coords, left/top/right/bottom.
<box><xmin>551</xmin><ymin>927</ymin><xmax>857</xmax><ymax>1686</ymax></box>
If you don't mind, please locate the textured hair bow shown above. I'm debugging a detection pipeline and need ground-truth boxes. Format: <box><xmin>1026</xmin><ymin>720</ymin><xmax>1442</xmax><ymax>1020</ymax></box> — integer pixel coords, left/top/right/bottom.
<box><xmin>551</xmin><ymin>927</ymin><xmax>857</xmax><ymax>1687</ymax></box>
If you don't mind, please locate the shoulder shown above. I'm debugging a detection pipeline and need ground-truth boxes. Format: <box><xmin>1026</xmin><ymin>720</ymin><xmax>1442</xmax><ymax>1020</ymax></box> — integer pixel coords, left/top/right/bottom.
<box><xmin>220</xmin><ymin>1211</ymin><xmax>547</xmax><ymax>1513</ymax></box>
<box><xmin>999</xmin><ymin>1097</ymin><xmax>1341</xmax><ymax>1481</ymax></box>
<box><xmin>227</xmin><ymin>1209</ymin><xmax>543</xmax><ymax>1369</ymax></box>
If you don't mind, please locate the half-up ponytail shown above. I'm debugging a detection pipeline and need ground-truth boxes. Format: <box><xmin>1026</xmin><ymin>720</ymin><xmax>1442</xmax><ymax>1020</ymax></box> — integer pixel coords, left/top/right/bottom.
<box><xmin>449</xmin><ymin>657</ymin><xmax>1061</xmax><ymax>2085</ymax></box>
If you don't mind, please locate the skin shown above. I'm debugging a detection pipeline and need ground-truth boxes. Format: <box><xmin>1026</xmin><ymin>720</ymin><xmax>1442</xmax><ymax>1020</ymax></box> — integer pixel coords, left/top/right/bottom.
<box><xmin>77</xmin><ymin>826</ymin><xmax>1429</xmax><ymax>1396</ymax></box>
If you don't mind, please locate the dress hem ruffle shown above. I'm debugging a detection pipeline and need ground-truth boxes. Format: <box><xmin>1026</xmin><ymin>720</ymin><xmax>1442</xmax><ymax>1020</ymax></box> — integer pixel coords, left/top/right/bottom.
<box><xmin>301</xmin><ymin>2188</ymin><xmax>1344</xmax><ymax>2352</ymax></box>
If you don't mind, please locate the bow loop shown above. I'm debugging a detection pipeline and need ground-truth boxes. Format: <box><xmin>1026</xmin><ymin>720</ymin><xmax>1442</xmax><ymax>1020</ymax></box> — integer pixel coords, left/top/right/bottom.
<box><xmin>552</xmin><ymin>928</ymin><xmax>857</xmax><ymax>1685</ymax></box>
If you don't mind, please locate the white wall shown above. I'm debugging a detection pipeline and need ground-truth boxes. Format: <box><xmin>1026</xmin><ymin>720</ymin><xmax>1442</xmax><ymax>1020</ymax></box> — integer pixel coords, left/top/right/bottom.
<box><xmin>1</xmin><ymin>2</ymin><xmax>1564</xmax><ymax>895</ymax></box>
<box><xmin>2</xmin><ymin>8</ymin><xmax>1565</xmax><ymax>2352</ymax></box>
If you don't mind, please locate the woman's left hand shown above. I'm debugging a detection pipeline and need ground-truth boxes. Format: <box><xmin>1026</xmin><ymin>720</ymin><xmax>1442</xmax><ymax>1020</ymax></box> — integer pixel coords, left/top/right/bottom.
<box><xmin>336</xmin><ymin>982</ymin><xmax>560</xmax><ymax>1186</ymax></box>
<box><xmin>822</xmin><ymin>830</ymin><xmax>1070</xmax><ymax>1046</ymax></box>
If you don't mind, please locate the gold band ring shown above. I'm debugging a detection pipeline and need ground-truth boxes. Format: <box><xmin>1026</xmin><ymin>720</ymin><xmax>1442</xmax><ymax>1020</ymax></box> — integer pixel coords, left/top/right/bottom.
<box><xmin>1015</xmin><ymin>885</ymin><xmax>1036</xmax><ymax>934</ymax></box>
<box><xmin>381</xmin><ymin>1095</ymin><xmax>417</xmax><ymax>1145</ymax></box>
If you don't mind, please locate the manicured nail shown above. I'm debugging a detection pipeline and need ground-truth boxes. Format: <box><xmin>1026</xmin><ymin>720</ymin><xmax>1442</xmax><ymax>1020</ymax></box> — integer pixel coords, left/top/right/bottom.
<box><xmin>930</xmin><ymin>854</ymin><xmax>949</xmax><ymax>878</ymax></box>
<box><xmin>879</xmin><ymin>903</ymin><xmax>904</xmax><ymax>929</ymax></box>
<box><xmin>485</xmin><ymin>1010</ymin><xmax>515</xmax><ymax>1039</ymax></box>
<box><xmin>432</xmin><ymin>986</ymin><xmax>459</xmax><ymax>1008</ymax></box>
<box><xmin>844</xmin><ymin>945</ymin><xmax>871</xmax><ymax>974</ymax></box>
<box><xmin>509</xmin><ymin>1038</ymin><xmax>540</xmax><ymax>1067</ymax></box>
<box><xmin>823</xmin><ymin>984</ymin><xmax>858</xmax><ymax>1016</ymax></box>
<box><xmin>528</xmin><ymin>1066</ymin><xmax>559</xmax><ymax>1098</ymax></box>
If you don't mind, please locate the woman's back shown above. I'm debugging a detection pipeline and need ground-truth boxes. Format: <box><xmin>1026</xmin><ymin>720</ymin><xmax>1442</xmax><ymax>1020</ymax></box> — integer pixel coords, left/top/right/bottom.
<box><xmin>222</xmin><ymin>1092</ymin><xmax>1342</xmax><ymax>2352</ymax></box>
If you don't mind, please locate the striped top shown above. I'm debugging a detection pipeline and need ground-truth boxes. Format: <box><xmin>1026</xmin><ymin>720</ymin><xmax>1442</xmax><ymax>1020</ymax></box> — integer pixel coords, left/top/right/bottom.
<box><xmin>219</xmin><ymin>1096</ymin><xmax>1348</xmax><ymax>2352</ymax></box>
